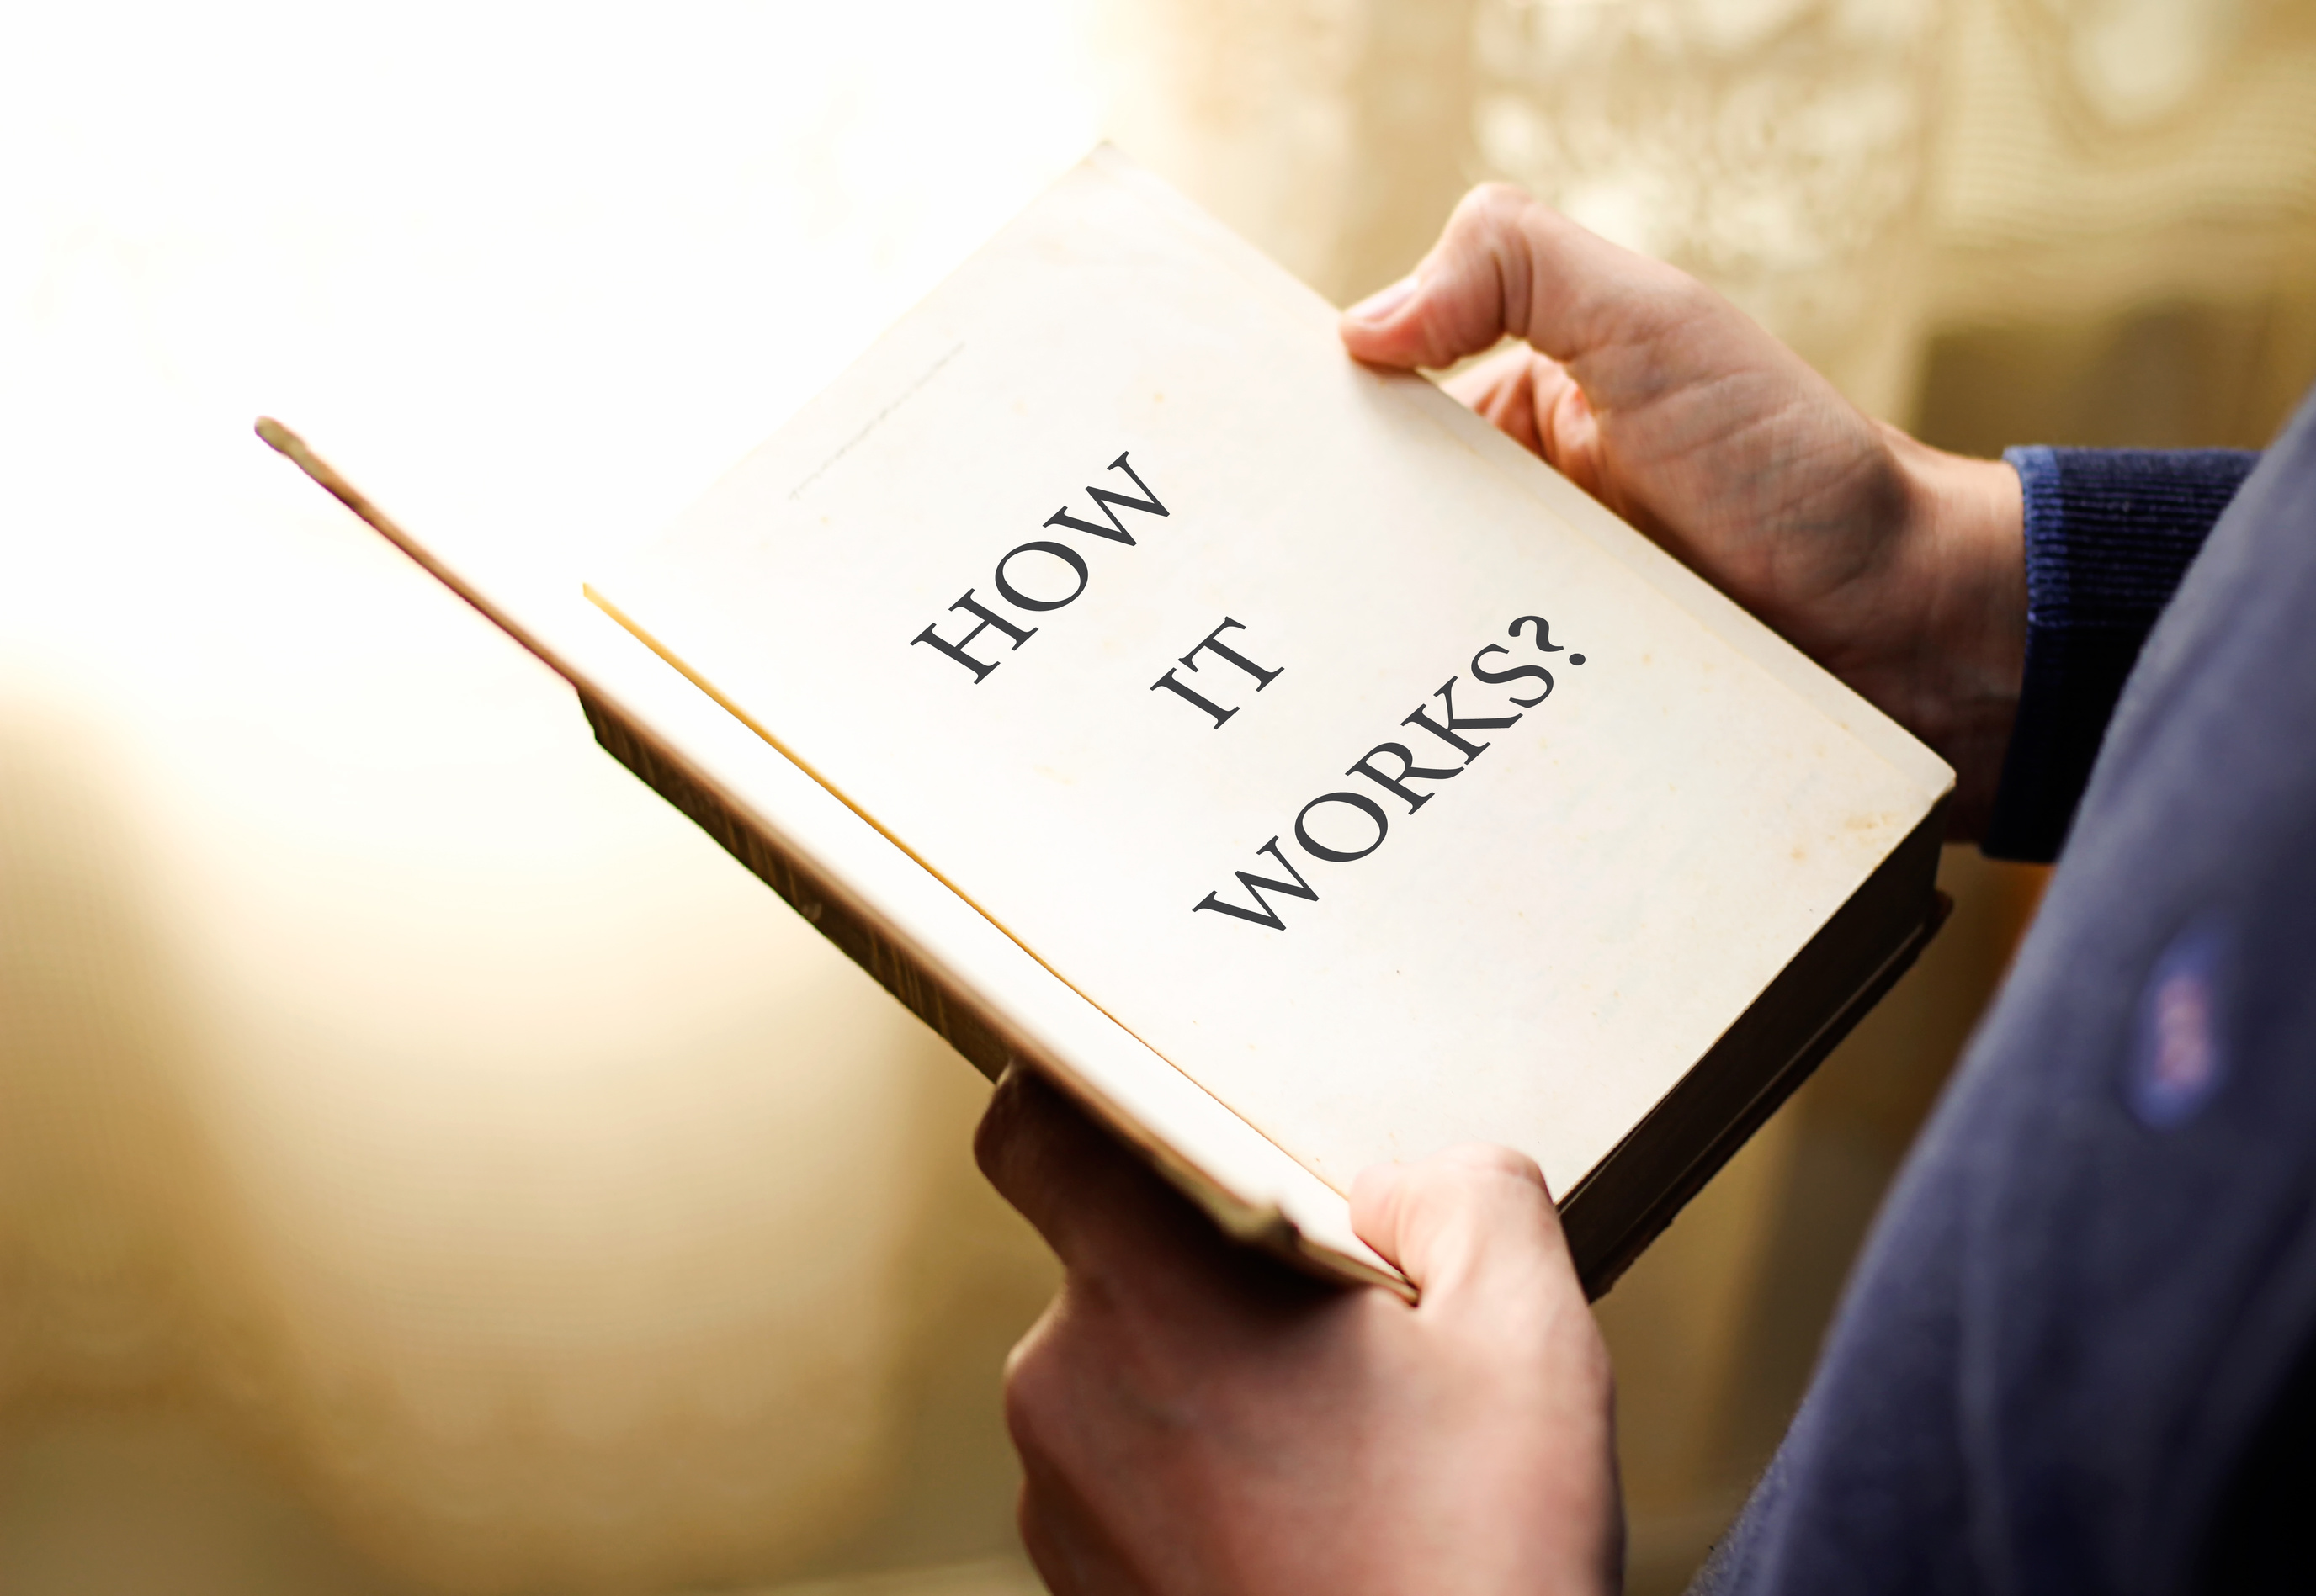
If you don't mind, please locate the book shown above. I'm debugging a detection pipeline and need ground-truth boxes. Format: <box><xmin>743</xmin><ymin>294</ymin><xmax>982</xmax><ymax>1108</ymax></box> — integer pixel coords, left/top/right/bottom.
<box><xmin>259</xmin><ymin>146</ymin><xmax>1951</xmax><ymax>1301</ymax></box>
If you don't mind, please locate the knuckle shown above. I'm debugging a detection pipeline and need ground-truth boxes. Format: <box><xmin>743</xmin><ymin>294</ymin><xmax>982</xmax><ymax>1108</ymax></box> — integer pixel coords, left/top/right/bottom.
<box><xmin>1394</xmin><ymin>1143</ymin><xmax>1555</xmax><ymax>1233</ymax></box>
<box><xmin>1457</xmin><ymin>180</ymin><xmax>1536</xmax><ymax>233</ymax></box>
<box><xmin>1001</xmin><ymin>1355</ymin><xmax>1054</xmax><ymax>1454</ymax></box>
<box><xmin>1397</xmin><ymin>1143</ymin><xmax>1548</xmax><ymax>1206</ymax></box>
<box><xmin>1442</xmin><ymin>185</ymin><xmax>1548</xmax><ymax>342</ymax></box>
<box><xmin>1441</xmin><ymin>1141</ymin><xmax>1548</xmax><ymax>1185</ymax></box>
<box><xmin>1000</xmin><ymin>1302</ymin><xmax>1074</xmax><ymax>1452</ymax></box>
<box><xmin>970</xmin><ymin>1068</ymin><xmax>1023</xmax><ymax>1184</ymax></box>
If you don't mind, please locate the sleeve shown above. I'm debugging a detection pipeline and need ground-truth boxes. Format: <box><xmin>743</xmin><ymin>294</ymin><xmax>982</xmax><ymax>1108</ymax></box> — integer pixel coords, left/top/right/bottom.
<box><xmin>1980</xmin><ymin>447</ymin><xmax>2260</xmax><ymax>862</ymax></box>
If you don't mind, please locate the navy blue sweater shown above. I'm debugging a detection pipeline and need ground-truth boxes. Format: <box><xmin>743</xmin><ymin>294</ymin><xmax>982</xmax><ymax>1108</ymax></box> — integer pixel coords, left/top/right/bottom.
<box><xmin>1696</xmin><ymin>398</ymin><xmax>2313</xmax><ymax>1593</ymax></box>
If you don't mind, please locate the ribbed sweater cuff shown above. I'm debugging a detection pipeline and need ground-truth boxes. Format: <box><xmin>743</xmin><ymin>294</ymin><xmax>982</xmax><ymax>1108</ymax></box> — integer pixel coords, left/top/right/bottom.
<box><xmin>1981</xmin><ymin>446</ymin><xmax>2259</xmax><ymax>862</ymax></box>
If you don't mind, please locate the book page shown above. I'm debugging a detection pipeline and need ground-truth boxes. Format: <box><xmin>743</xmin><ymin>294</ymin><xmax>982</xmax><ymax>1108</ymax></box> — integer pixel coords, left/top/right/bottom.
<box><xmin>591</xmin><ymin>149</ymin><xmax>1949</xmax><ymax>1196</ymax></box>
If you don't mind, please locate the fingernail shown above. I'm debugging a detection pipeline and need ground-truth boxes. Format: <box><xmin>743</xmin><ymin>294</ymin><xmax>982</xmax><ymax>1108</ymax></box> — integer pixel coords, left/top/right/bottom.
<box><xmin>1346</xmin><ymin>276</ymin><xmax>1418</xmax><ymax>323</ymax></box>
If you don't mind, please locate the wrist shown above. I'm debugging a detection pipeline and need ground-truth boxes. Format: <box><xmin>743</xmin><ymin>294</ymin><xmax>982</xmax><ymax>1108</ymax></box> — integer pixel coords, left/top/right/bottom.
<box><xmin>1866</xmin><ymin>427</ymin><xmax>2027</xmax><ymax>837</ymax></box>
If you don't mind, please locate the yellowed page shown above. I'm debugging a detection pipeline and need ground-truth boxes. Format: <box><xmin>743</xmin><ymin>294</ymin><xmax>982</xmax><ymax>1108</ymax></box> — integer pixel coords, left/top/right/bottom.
<box><xmin>593</xmin><ymin>148</ymin><xmax>1952</xmax><ymax>1197</ymax></box>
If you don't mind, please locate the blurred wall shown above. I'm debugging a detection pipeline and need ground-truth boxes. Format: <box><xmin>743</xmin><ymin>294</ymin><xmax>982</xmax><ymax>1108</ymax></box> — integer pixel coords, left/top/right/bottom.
<box><xmin>4</xmin><ymin>3</ymin><xmax>2314</xmax><ymax>1594</ymax></box>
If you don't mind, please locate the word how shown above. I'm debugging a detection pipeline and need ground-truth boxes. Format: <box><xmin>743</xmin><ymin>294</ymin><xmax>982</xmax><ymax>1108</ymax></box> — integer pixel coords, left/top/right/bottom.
<box><xmin>911</xmin><ymin>451</ymin><xmax>1166</xmax><ymax>682</ymax></box>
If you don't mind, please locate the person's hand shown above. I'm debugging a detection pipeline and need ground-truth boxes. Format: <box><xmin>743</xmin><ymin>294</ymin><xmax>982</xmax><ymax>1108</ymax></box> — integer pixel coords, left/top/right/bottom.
<box><xmin>976</xmin><ymin>1067</ymin><xmax>1621</xmax><ymax>1596</ymax></box>
<box><xmin>1341</xmin><ymin>184</ymin><xmax>2026</xmax><ymax>835</ymax></box>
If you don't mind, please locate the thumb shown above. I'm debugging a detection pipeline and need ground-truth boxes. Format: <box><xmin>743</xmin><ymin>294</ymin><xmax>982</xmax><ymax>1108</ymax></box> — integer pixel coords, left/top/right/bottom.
<box><xmin>1349</xmin><ymin>1143</ymin><xmax>1578</xmax><ymax>1312</ymax></box>
<box><xmin>1337</xmin><ymin>183</ymin><xmax>1701</xmax><ymax>379</ymax></box>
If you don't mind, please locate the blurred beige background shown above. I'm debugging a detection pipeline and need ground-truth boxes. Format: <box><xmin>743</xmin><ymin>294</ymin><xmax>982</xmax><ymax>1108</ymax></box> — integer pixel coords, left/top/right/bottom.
<box><xmin>3</xmin><ymin>2</ymin><xmax>2313</xmax><ymax>1593</ymax></box>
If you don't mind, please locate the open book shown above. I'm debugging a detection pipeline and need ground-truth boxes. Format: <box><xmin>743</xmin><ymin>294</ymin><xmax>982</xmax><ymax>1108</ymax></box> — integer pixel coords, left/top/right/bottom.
<box><xmin>260</xmin><ymin>146</ymin><xmax>1951</xmax><ymax>1300</ymax></box>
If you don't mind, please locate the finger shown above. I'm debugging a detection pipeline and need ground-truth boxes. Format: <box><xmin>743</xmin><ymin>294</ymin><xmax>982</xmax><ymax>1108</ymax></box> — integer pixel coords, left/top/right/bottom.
<box><xmin>1438</xmin><ymin>345</ymin><xmax>1615</xmax><ymax>490</ymax></box>
<box><xmin>1439</xmin><ymin>342</ymin><xmax>1542</xmax><ymax>439</ymax></box>
<box><xmin>1338</xmin><ymin>182</ymin><xmax>1704</xmax><ymax>381</ymax></box>
<box><xmin>976</xmin><ymin>1065</ymin><xmax>1133</xmax><ymax>1264</ymax></box>
<box><xmin>1441</xmin><ymin>344</ymin><xmax>1547</xmax><ymax>459</ymax></box>
<box><xmin>975</xmin><ymin>1065</ymin><xmax>1216</xmax><ymax>1278</ymax></box>
<box><xmin>1347</xmin><ymin>1143</ymin><xmax>1577</xmax><ymax>1312</ymax></box>
<box><xmin>1439</xmin><ymin>342</ymin><xmax>1533</xmax><ymax>409</ymax></box>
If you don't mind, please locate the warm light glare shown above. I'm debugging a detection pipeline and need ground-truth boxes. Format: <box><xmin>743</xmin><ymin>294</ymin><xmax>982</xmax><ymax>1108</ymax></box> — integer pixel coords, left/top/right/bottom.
<box><xmin>1</xmin><ymin>5</ymin><xmax>1093</xmax><ymax>1589</ymax></box>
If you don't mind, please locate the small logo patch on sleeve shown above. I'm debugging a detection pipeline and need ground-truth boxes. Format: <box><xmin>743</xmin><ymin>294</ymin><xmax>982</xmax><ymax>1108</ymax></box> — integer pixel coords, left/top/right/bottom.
<box><xmin>2127</xmin><ymin>919</ymin><xmax>2233</xmax><ymax>1130</ymax></box>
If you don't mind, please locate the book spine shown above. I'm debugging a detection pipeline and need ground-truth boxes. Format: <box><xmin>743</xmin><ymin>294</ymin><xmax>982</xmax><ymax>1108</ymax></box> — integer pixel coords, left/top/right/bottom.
<box><xmin>576</xmin><ymin>690</ymin><xmax>1013</xmax><ymax>1082</ymax></box>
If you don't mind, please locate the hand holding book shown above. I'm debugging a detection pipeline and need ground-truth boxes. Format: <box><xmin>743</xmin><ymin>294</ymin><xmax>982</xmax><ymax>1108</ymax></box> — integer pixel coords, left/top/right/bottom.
<box><xmin>1341</xmin><ymin>184</ymin><xmax>2027</xmax><ymax>836</ymax></box>
<box><xmin>980</xmin><ymin>1068</ymin><xmax>1622</xmax><ymax>1596</ymax></box>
